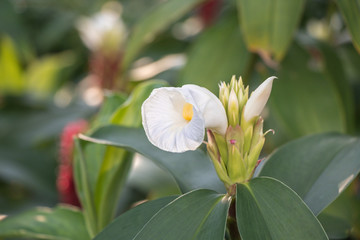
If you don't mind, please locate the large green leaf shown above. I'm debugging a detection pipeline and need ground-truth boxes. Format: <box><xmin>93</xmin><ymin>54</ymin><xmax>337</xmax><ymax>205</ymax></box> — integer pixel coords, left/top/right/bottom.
<box><xmin>236</xmin><ymin>177</ymin><xmax>328</xmax><ymax>240</ymax></box>
<box><xmin>93</xmin><ymin>80</ymin><xmax>168</xmax><ymax>231</ymax></box>
<box><xmin>96</xmin><ymin>189</ymin><xmax>229</xmax><ymax>240</ymax></box>
<box><xmin>94</xmin><ymin>196</ymin><xmax>177</xmax><ymax>239</ymax></box>
<box><xmin>122</xmin><ymin>0</ymin><xmax>207</xmax><ymax>70</ymax></box>
<box><xmin>0</xmin><ymin>205</ymin><xmax>90</xmax><ymax>240</ymax></box>
<box><xmin>336</xmin><ymin>0</ymin><xmax>360</xmax><ymax>53</ymax></box>
<box><xmin>180</xmin><ymin>10</ymin><xmax>251</xmax><ymax>93</ymax></box>
<box><xmin>237</xmin><ymin>0</ymin><xmax>305</xmax><ymax>61</ymax></box>
<box><xmin>79</xmin><ymin>126</ymin><xmax>225</xmax><ymax>193</ymax></box>
<box><xmin>73</xmin><ymin>139</ymin><xmax>97</xmax><ymax>238</ymax></box>
<box><xmin>269</xmin><ymin>43</ymin><xmax>347</xmax><ymax>138</ymax></box>
<box><xmin>259</xmin><ymin>133</ymin><xmax>360</xmax><ymax>215</ymax></box>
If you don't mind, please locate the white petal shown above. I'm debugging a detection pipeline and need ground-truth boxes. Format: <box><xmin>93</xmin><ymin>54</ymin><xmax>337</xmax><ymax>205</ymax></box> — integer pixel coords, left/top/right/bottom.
<box><xmin>181</xmin><ymin>85</ymin><xmax>228</xmax><ymax>135</ymax></box>
<box><xmin>141</xmin><ymin>87</ymin><xmax>205</xmax><ymax>152</ymax></box>
<box><xmin>243</xmin><ymin>76</ymin><xmax>276</xmax><ymax>122</ymax></box>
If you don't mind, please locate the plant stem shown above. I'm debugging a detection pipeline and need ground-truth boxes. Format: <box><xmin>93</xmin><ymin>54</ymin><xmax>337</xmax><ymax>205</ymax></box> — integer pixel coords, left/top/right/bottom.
<box><xmin>227</xmin><ymin>198</ymin><xmax>241</xmax><ymax>240</ymax></box>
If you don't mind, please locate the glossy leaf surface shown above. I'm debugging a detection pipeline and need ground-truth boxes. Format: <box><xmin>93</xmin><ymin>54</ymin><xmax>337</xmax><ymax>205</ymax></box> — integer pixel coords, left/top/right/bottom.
<box><xmin>259</xmin><ymin>133</ymin><xmax>360</xmax><ymax>215</ymax></box>
<box><xmin>0</xmin><ymin>205</ymin><xmax>90</xmax><ymax>240</ymax></box>
<box><xmin>236</xmin><ymin>177</ymin><xmax>328</xmax><ymax>240</ymax></box>
<box><xmin>79</xmin><ymin>126</ymin><xmax>225</xmax><ymax>193</ymax></box>
<box><xmin>96</xmin><ymin>190</ymin><xmax>230</xmax><ymax>240</ymax></box>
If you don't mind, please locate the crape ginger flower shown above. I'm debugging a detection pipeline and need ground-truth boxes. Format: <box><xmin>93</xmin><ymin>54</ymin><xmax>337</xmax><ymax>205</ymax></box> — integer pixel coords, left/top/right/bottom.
<box><xmin>141</xmin><ymin>85</ymin><xmax>227</xmax><ymax>153</ymax></box>
<box><xmin>141</xmin><ymin>76</ymin><xmax>275</xmax><ymax>190</ymax></box>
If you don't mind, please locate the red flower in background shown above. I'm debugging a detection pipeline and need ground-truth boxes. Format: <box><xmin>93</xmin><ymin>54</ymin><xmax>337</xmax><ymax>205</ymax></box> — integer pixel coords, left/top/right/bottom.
<box><xmin>57</xmin><ymin>119</ymin><xmax>88</xmax><ymax>207</ymax></box>
<box><xmin>198</xmin><ymin>0</ymin><xmax>222</xmax><ymax>27</ymax></box>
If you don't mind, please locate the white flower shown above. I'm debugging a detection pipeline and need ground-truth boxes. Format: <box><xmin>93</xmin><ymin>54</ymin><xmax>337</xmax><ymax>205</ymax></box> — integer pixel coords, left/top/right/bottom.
<box><xmin>141</xmin><ymin>85</ymin><xmax>227</xmax><ymax>153</ymax></box>
<box><xmin>76</xmin><ymin>2</ymin><xmax>126</xmax><ymax>53</ymax></box>
<box><xmin>243</xmin><ymin>76</ymin><xmax>276</xmax><ymax>122</ymax></box>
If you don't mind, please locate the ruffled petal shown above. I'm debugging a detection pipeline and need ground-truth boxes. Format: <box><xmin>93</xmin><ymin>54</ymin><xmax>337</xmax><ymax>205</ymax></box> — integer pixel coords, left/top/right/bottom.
<box><xmin>182</xmin><ymin>84</ymin><xmax>228</xmax><ymax>135</ymax></box>
<box><xmin>141</xmin><ymin>87</ymin><xmax>205</xmax><ymax>152</ymax></box>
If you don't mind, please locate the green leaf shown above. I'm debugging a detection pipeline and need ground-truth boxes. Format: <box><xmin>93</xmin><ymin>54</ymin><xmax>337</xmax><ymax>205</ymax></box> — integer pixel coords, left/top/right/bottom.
<box><xmin>269</xmin><ymin>43</ymin><xmax>347</xmax><ymax>138</ymax></box>
<box><xmin>25</xmin><ymin>52</ymin><xmax>74</xmax><ymax>99</ymax></box>
<box><xmin>0</xmin><ymin>36</ymin><xmax>24</xmax><ymax>95</ymax></box>
<box><xmin>110</xmin><ymin>80</ymin><xmax>168</xmax><ymax>125</ymax></box>
<box><xmin>236</xmin><ymin>177</ymin><xmax>328</xmax><ymax>240</ymax></box>
<box><xmin>79</xmin><ymin>126</ymin><xmax>225</xmax><ymax>193</ymax></box>
<box><xmin>93</xmin><ymin>80</ymin><xmax>168</xmax><ymax>231</ymax></box>
<box><xmin>336</xmin><ymin>0</ymin><xmax>360</xmax><ymax>53</ymax></box>
<box><xmin>258</xmin><ymin>133</ymin><xmax>360</xmax><ymax>215</ymax></box>
<box><xmin>73</xmin><ymin>139</ymin><xmax>97</xmax><ymax>238</ymax></box>
<box><xmin>90</xmin><ymin>92</ymin><xmax>127</xmax><ymax>130</ymax></box>
<box><xmin>180</xmin><ymin>10</ymin><xmax>251</xmax><ymax>93</ymax></box>
<box><xmin>122</xmin><ymin>0</ymin><xmax>207</xmax><ymax>70</ymax></box>
<box><xmin>94</xmin><ymin>196</ymin><xmax>178</xmax><ymax>240</ymax></box>
<box><xmin>96</xmin><ymin>189</ymin><xmax>230</xmax><ymax>240</ymax></box>
<box><xmin>0</xmin><ymin>205</ymin><xmax>90</xmax><ymax>240</ymax></box>
<box><xmin>316</xmin><ymin>42</ymin><xmax>354</xmax><ymax>132</ymax></box>
<box><xmin>237</xmin><ymin>0</ymin><xmax>305</xmax><ymax>60</ymax></box>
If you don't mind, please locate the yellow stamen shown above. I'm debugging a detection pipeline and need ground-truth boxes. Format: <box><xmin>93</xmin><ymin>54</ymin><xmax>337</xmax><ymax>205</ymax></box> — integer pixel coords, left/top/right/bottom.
<box><xmin>182</xmin><ymin>103</ymin><xmax>193</xmax><ymax>121</ymax></box>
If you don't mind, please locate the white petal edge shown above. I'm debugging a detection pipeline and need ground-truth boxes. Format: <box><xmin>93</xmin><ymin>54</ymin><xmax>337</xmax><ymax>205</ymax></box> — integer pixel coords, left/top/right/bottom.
<box><xmin>243</xmin><ymin>76</ymin><xmax>276</xmax><ymax>122</ymax></box>
<box><xmin>141</xmin><ymin>87</ymin><xmax>205</xmax><ymax>153</ymax></box>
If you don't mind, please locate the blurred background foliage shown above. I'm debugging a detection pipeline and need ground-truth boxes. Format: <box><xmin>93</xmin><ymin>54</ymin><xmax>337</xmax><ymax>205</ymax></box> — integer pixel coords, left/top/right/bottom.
<box><xmin>0</xmin><ymin>0</ymin><xmax>360</xmax><ymax>239</ymax></box>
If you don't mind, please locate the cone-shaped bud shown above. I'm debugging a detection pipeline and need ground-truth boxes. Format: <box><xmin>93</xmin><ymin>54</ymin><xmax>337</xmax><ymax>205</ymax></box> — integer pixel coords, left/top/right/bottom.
<box><xmin>219</xmin><ymin>82</ymin><xmax>229</xmax><ymax>108</ymax></box>
<box><xmin>243</xmin><ymin>76</ymin><xmax>276</xmax><ymax>122</ymax></box>
<box><xmin>228</xmin><ymin>89</ymin><xmax>239</xmax><ymax>126</ymax></box>
<box><xmin>206</xmin><ymin>130</ymin><xmax>232</xmax><ymax>185</ymax></box>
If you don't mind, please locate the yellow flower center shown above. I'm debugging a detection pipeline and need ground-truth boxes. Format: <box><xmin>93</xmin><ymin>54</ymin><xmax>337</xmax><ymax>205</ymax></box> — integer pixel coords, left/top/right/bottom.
<box><xmin>182</xmin><ymin>102</ymin><xmax>193</xmax><ymax>121</ymax></box>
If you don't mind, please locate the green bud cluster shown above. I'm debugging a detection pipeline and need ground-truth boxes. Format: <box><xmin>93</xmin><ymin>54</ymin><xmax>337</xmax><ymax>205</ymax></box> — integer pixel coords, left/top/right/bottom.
<box><xmin>207</xmin><ymin>76</ymin><xmax>268</xmax><ymax>191</ymax></box>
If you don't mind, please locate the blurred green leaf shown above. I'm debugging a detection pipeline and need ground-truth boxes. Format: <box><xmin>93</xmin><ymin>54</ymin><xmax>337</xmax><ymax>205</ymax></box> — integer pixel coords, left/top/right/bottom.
<box><xmin>73</xmin><ymin>139</ymin><xmax>97</xmax><ymax>238</ymax></box>
<box><xmin>90</xmin><ymin>92</ymin><xmax>127</xmax><ymax>130</ymax></box>
<box><xmin>25</xmin><ymin>52</ymin><xmax>74</xmax><ymax>99</ymax></box>
<box><xmin>259</xmin><ymin>133</ymin><xmax>360</xmax><ymax>215</ymax></box>
<box><xmin>180</xmin><ymin>10</ymin><xmax>251</xmax><ymax>93</ymax></box>
<box><xmin>110</xmin><ymin>80</ymin><xmax>168</xmax><ymax>125</ymax></box>
<box><xmin>237</xmin><ymin>0</ymin><xmax>305</xmax><ymax>61</ymax></box>
<box><xmin>93</xmin><ymin>80</ymin><xmax>168</xmax><ymax>231</ymax></box>
<box><xmin>94</xmin><ymin>196</ymin><xmax>177</xmax><ymax>240</ymax></box>
<box><xmin>122</xmin><ymin>0</ymin><xmax>207</xmax><ymax>70</ymax></box>
<box><xmin>0</xmin><ymin>36</ymin><xmax>24</xmax><ymax>95</ymax></box>
<box><xmin>79</xmin><ymin>126</ymin><xmax>225</xmax><ymax>193</ymax></box>
<box><xmin>269</xmin><ymin>43</ymin><xmax>347</xmax><ymax>138</ymax></box>
<box><xmin>318</xmin><ymin>182</ymin><xmax>360</xmax><ymax>239</ymax></box>
<box><xmin>317</xmin><ymin>42</ymin><xmax>354</xmax><ymax>132</ymax></box>
<box><xmin>336</xmin><ymin>0</ymin><xmax>360</xmax><ymax>53</ymax></box>
<box><xmin>236</xmin><ymin>177</ymin><xmax>328</xmax><ymax>240</ymax></box>
<box><xmin>318</xmin><ymin>214</ymin><xmax>351</xmax><ymax>239</ymax></box>
<box><xmin>0</xmin><ymin>0</ymin><xmax>31</xmax><ymax>60</ymax></box>
<box><xmin>0</xmin><ymin>205</ymin><xmax>90</xmax><ymax>240</ymax></box>
<box><xmin>96</xmin><ymin>189</ymin><xmax>229</xmax><ymax>240</ymax></box>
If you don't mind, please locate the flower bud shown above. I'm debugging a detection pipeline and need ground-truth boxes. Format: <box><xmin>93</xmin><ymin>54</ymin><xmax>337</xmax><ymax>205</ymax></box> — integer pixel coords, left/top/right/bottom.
<box><xmin>219</xmin><ymin>82</ymin><xmax>229</xmax><ymax>111</ymax></box>
<box><xmin>243</xmin><ymin>76</ymin><xmax>276</xmax><ymax>122</ymax></box>
<box><xmin>206</xmin><ymin>130</ymin><xmax>232</xmax><ymax>185</ymax></box>
<box><xmin>228</xmin><ymin>89</ymin><xmax>239</xmax><ymax>126</ymax></box>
